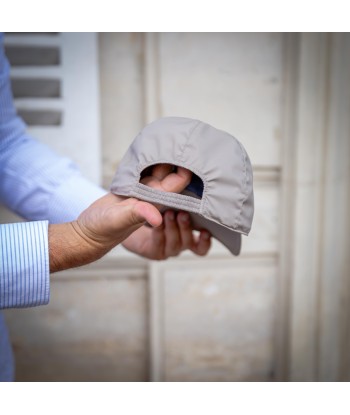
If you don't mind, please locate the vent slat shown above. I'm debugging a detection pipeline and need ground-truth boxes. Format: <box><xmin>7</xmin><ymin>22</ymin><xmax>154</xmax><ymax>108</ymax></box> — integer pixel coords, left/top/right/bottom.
<box><xmin>12</xmin><ymin>78</ymin><xmax>60</xmax><ymax>98</ymax></box>
<box><xmin>4</xmin><ymin>34</ymin><xmax>61</xmax><ymax>48</ymax></box>
<box><xmin>5</xmin><ymin>33</ymin><xmax>59</xmax><ymax>35</ymax></box>
<box><xmin>18</xmin><ymin>109</ymin><xmax>62</xmax><ymax>126</ymax></box>
<box><xmin>4</xmin><ymin>46</ymin><xmax>60</xmax><ymax>66</ymax></box>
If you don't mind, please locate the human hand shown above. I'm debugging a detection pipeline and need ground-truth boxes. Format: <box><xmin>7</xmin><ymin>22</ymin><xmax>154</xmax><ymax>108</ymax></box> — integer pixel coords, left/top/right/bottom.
<box><xmin>74</xmin><ymin>164</ymin><xmax>194</xmax><ymax>253</ymax></box>
<box><xmin>49</xmin><ymin>193</ymin><xmax>163</xmax><ymax>272</ymax></box>
<box><xmin>49</xmin><ymin>164</ymin><xmax>210</xmax><ymax>272</ymax></box>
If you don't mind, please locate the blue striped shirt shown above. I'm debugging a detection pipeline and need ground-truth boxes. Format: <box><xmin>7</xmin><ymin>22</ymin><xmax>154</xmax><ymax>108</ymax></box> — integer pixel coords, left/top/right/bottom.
<box><xmin>0</xmin><ymin>221</ymin><xmax>49</xmax><ymax>308</ymax></box>
<box><xmin>0</xmin><ymin>33</ymin><xmax>106</xmax><ymax>380</ymax></box>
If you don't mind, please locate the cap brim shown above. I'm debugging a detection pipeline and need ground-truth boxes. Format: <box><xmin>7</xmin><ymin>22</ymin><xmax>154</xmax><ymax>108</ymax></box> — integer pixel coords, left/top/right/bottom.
<box><xmin>189</xmin><ymin>213</ymin><xmax>242</xmax><ymax>255</ymax></box>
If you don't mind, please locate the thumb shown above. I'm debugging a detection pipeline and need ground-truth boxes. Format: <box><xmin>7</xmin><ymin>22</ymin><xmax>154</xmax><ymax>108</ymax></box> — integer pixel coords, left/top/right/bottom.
<box><xmin>121</xmin><ymin>199</ymin><xmax>163</xmax><ymax>228</ymax></box>
<box><xmin>75</xmin><ymin>193</ymin><xmax>163</xmax><ymax>250</ymax></box>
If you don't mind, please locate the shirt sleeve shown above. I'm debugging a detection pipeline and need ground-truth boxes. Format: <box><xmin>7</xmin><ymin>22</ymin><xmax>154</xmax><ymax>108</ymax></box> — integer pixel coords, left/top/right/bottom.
<box><xmin>0</xmin><ymin>33</ymin><xmax>107</xmax><ymax>309</ymax></box>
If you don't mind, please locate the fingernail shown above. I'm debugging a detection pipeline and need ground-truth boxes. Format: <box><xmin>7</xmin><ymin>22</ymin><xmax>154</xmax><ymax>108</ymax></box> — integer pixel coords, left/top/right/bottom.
<box><xmin>180</xmin><ymin>213</ymin><xmax>190</xmax><ymax>223</ymax></box>
<box><xmin>167</xmin><ymin>211</ymin><xmax>175</xmax><ymax>221</ymax></box>
<box><xmin>203</xmin><ymin>231</ymin><xmax>210</xmax><ymax>240</ymax></box>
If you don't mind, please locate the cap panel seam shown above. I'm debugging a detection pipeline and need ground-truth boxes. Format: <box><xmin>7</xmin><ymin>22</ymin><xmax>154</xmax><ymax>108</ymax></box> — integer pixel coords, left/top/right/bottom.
<box><xmin>175</xmin><ymin>120</ymin><xmax>202</xmax><ymax>163</ymax></box>
<box><xmin>175</xmin><ymin>120</ymin><xmax>208</xmax><ymax>215</ymax></box>
<box><xmin>233</xmin><ymin>141</ymin><xmax>248</xmax><ymax>229</ymax></box>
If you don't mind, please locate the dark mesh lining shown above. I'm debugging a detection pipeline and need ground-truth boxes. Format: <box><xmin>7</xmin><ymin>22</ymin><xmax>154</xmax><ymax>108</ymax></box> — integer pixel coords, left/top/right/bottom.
<box><xmin>186</xmin><ymin>172</ymin><xmax>204</xmax><ymax>198</ymax></box>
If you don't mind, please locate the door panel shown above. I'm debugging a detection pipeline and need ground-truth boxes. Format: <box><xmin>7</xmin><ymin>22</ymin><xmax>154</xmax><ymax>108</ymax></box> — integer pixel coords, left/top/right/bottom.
<box><xmin>3</xmin><ymin>33</ymin><xmax>288</xmax><ymax>381</ymax></box>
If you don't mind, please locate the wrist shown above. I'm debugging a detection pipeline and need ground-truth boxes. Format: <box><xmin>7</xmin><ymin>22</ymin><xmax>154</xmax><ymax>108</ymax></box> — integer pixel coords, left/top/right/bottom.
<box><xmin>49</xmin><ymin>221</ymin><xmax>107</xmax><ymax>273</ymax></box>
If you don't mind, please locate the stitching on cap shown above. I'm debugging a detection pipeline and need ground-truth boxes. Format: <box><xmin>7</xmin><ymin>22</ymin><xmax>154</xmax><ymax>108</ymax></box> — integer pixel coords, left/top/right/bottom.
<box><xmin>135</xmin><ymin>158</ymin><xmax>207</xmax><ymax>213</ymax></box>
<box><xmin>176</xmin><ymin>120</ymin><xmax>202</xmax><ymax>163</ymax></box>
<box><xmin>233</xmin><ymin>141</ymin><xmax>248</xmax><ymax>229</ymax></box>
<box><xmin>176</xmin><ymin>120</ymin><xmax>207</xmax><ymax>215</ymax></box>
<box><xmin>132</xmin><ymin>183</ymin><xmax>201</xmax><ymax>213</ymax></box>
<box><xmin>135</xmin><ymin>183</ymin><xmax>201</xmax><ymax>207</ymax></box>
<box><xmin>187</xmin><ymin>121</ymin><xmax>208</xmax><ymax>215</ymax></box>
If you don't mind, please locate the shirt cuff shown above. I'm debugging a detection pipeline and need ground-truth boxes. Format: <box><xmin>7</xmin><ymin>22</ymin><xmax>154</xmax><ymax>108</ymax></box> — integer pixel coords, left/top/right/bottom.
<box><xmin>0</xmin><ymin>221</ymin><xmax>49</xmax><ymax>309</ymax></box>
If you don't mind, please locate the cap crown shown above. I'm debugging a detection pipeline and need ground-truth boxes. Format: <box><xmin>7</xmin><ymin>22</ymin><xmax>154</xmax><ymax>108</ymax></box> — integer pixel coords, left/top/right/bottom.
<box><xmin>111</xmin><ymin>117</ymin><xmax>254</xmax><ymax>235</ymax></box>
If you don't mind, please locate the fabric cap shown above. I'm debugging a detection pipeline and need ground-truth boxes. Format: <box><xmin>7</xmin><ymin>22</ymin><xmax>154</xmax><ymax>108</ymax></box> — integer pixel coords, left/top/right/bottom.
<box><xmin>110</xmin><ymin>117</ymin><xmax>254</xmax><ymax>255</ymax></box>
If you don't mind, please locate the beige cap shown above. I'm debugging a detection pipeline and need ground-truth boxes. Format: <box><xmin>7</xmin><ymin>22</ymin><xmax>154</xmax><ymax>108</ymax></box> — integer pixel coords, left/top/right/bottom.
<box><xmin>110</xmin><ymin>117</ymin><xmax>254</xmax><ymax>255</ymax></box>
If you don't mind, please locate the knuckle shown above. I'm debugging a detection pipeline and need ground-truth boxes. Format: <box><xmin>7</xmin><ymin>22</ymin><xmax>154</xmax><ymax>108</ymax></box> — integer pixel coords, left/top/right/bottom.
<box><xmin>181</xmin><ymin>238</ymin><xmax>193</xmax><ymax>250</ymax></box>
<box><xmin>169</xmin><ymin>239</ymin><xmax>181</xmax><ymax>251</ymax></box>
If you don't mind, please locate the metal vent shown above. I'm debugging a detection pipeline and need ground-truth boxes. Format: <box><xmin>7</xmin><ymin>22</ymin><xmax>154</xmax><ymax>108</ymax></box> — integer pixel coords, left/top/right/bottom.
<box><xmin>4</xmin><ymin>33</ymin><xmax>63</xmax><ymax>127</ymax></box>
